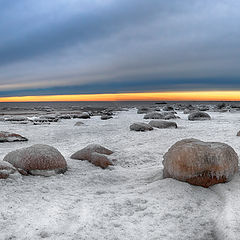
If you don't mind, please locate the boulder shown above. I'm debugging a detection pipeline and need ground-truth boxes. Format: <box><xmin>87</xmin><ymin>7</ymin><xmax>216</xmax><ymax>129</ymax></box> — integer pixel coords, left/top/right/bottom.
<box><xmin>163</xmin><ymin>113</ymin><xmax>179</xmax><ymax>120</ymax></box>
<box><xmin>149</xmin><ymin>120</ymin><xmax>177</xmax><ymax>129</ymax></box>
<box><xmin>74</xmin><ymin>121</ymin><xmax>84</xmax><ymax>126</ymax></box>
<box><xmin>72</xmin><ymin>112</ymin><xmax>90</xmax><ymax>119</ymax></box>
<box><xmin>188</xmin><ymin>112</ymin><xmax>211</xmax><ymax>121</ymax></box>
<box><xmin>0</xmin><ymin>161</ymin><xmax>17</xmax><ymax>179</ymax></box>
<box><xmin>197</xmin><ymin>105</ymin><xmax>209</xmax><ymax>111</ymax></box>
<box><xmin>5</xmin><ymin>116</ymin><xmax>28</xmax><ymax>122</ymax></box>
<box><xmin>163</xmin><ymin>106</ymin><xmax>174</xmax><ymax>111</ymax></box>
<box><xmin>130</xmin><ymin>122</ymin><xmax>153</xmax><ymax>132</ymax></box>
<box><xmin>144</xmin><ymin>112</ymin><xmax>164</xmax><ymax>119</ymax></box>
<box><xmin>163</xmin><ymin>138</ymin><xmax>238</xmax><ymax>187</ymax></box>
<box><xmin>137</xmin><ymin>107</ymin><xmax>150</xmax><ymax>114</ymax></box>
<box><xmin>237</xmin><ymin>131</ymin><xmax>240</xmax><ymax>136</ymax></box>
<box><xmin>71</xmin><ymin>144</ymin><xmax>113</xmax><ymax>169</ymax></box>
<box><xmin>4</xmin><ymin>144</ymin><xmax>67</xmax><ymax>176</ymax></box>
<box><xmin>0</xmin><ymin>131</ymin><xmax>28</xmax><ymax>142</ymax></box>
<box><xmin>101</xmin><ymin>115</ymin><xmax>112</xmax><ymax>120</ymax></box>
<box><xmin>59</xmin><ymin>114</ymin><xmax>71</xmax><ymax>119</ymax></box>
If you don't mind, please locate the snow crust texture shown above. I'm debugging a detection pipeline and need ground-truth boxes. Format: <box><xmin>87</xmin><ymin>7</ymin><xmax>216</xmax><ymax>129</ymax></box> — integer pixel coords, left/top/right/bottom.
<box><xmin>1</xmin><ymin>108</ymin><xmax>240</xmax><ymax>239</ymax></box>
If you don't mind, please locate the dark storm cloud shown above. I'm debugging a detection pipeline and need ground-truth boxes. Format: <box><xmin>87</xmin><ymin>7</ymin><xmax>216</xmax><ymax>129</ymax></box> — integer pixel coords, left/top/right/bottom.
<box><xmin>0</xmin><ymin>0</ymin><xmax>181</xmax><ymax>65</ymax></box>
<box><xmin>0</xmin><ymin>0</ymin><xmax>240</xmax><ymax>96</ymax></box>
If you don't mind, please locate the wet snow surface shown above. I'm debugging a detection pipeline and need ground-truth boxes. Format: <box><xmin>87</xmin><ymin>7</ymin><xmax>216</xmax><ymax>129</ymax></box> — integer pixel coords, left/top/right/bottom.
<box><xmin>1</xmin><ymin>109</ymin><xmax>240</xmax><ymax>240</ymax></box>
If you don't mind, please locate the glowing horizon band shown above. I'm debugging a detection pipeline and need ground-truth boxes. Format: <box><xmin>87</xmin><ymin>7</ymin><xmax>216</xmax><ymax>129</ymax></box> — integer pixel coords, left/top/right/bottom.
<box><xmin>0</xmin><ymin>91</ymin><xmax>240</xmax><ymax>102</ymax></box>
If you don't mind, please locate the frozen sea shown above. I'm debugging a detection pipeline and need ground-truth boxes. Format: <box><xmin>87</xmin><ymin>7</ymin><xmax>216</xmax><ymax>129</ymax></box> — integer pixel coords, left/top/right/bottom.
<box><xmin>1</xmin><ymin>104</ymin><xmax>240</xmax><ymax>240</ymax></box>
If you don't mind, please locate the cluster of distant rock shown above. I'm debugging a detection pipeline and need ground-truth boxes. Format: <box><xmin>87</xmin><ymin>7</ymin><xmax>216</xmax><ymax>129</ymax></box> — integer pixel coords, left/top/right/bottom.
<box><xmin>0</xmin><ymin>109</ymin><xmax>116</xmax><ymax>125</ymax></box>
<box><xmin>130</xmin><ymin>105</ymin><xmax>212</xmax><ymax>132</ymax></box>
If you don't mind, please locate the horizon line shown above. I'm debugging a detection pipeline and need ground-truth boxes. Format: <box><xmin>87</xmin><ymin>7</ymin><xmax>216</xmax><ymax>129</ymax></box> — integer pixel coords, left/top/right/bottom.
<box><xmin>1</xmin><ymin>91</ymin><xmax>240</xmax><ymax>102</ymax></box>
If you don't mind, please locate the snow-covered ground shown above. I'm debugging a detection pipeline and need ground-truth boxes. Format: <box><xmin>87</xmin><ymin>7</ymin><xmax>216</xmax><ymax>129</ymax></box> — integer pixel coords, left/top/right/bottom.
<box><xmin>1</xmin><ymin>108</ymin><xmax>240</xmax><ymax>240</ymax></box>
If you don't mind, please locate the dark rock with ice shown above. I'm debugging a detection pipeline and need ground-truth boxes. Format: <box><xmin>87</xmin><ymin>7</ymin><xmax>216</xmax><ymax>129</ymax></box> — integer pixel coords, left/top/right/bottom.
<box><xmin>59</xmin><ymin>114</ymin><xmax>71</xmax><ymax>119</ymax></box>
<box><xmin>197</xmin><ymin>105</ymin><xmax>209</xmax><ymax>111</ymax></box>
<box><xmin>163</xmin><ymin>138</ymin><xmax>238</xmax><ymax>187</ymax></box>
<box><xmin>144</xmin><ymin>112</ymin><xmax>164</xmax><ymax>119</ymax></box>
<box><xmin>137</xmin><ymin>107</ymin><xmax>151</xmax><ymax>114</ymax></box>
<box><xmin>0</xmin><ymin>131</ymin><xmax>28</xmax><ymax>143</ymax></box>
<box><xmin>3</xmin><ymin>144</ymin><xmax>67</xmax><ymax>176</ymax></box>
<box><xmin>72</xmin><ymin>112</ymin><xmax>90</xmax><ymax>119</ymax></box>
<box><xmin>149</xmin><ymin>120</ymin><xmax>177</xmax><ymax>129</ymax></box>
<box><xmin>162</xmin><ymin>106</ymin><xmax>174</xmax><ymax>111</ymax></box>
<box><xmin>0</xmin><ymin>161</ymin><xmax>17</xmax><ymax>179</ymax></box>
<box><xmin>101</xmin><ymin>114</ymin><xmax>112</xmax><ymax>120</ymax></box>
<box><xmin>71</xmin><ymin>144</ymin><xmax>113</xmax><ymax>169</ymax></box>
<box><xmin>163</xmin><ymin>113</ymin><xmax>179</xmax><ymax>120</ymax></box>
<box><xmin>5</xmin><ymin>116</ymin><xmax>28</xmax><ymax>122</ymax></box>
<box><xmin>130</xmin><ymin>122</ymin><xmax>153</xmax><ymax>131</ymax></box>
<box><xmin>237</xmin><ymin>131</ymin><xmax>240</xmax><ymax>136</ymax></box>
<box><xmin>188</xmin><ymin>112</ymin><xmax>211</xmax><ymax>121</ymax></box>
<box><xmin>74</xmin><ymin>121</ymin><xmax>84</xmax><ymax>126</ymax></box>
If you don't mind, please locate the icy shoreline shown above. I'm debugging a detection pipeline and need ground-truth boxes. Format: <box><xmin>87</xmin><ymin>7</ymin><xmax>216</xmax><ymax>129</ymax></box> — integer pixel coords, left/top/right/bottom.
<box><xmin>1</xmin><ymin>108</ymin><xmax>240</xmax><ymax>240</ymax></box>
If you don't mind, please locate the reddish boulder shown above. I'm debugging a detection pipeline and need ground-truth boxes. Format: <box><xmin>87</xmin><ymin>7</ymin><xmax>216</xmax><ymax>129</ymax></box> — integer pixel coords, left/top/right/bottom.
<box><xmin>0</xmin><ymin>161</ymin><xmax>17</xmax><ymax>179</ymax></box>
<box><xmin>3</xmin><ymin>144</ymin><xmax>67</xmax><ymax>176</ymax></box>
<box><xmin>163</xmin><ymin>138</ymin><xmax>238</xmax><ymax>187</ymax></box>
<box><xmin>0</xmin><ymin>131</ymin><xmax>28</xmax><ymax>143</ymax></box>
<box><xmin>71</xmin><ymin>144</ymin><xmax>113</xmax><ymax>169</ymax></box>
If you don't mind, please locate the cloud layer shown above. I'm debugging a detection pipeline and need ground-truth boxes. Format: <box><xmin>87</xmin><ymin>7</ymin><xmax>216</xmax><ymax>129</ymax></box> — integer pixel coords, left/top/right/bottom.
<box><xmin>0</xmin><ymin>0</ymin><xmax>240</xmax><ymax>96</ymax></box>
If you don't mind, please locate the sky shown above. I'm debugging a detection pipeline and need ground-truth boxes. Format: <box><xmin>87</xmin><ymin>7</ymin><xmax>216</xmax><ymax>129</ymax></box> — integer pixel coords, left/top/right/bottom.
<box><xmin>0</xmin><ymin>0</ymin><xmax>240</xmax><ymax>99</ymax></box>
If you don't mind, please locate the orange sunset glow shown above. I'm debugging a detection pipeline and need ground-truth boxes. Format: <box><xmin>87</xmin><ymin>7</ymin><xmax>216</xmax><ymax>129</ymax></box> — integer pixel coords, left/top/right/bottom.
<box><xmin>1</xmin><ymin>91</ymin><xmax>240</xmax><ymax>102</ymax></box>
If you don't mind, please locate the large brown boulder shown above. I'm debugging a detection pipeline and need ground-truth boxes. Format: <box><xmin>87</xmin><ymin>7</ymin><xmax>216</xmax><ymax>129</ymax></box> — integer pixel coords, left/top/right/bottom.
<box><xmin>71</xmin><ymin>144</ymin><xmax>113</xmax><ymax>169</ymax></box>
<box><xmin>3</xmin><ymin>144</ymin><xmax>67</xmax><ymax>176</ymax></box>
<box><xmin>0</xmin><ymin>131</ymin><xmax>28</xmax><ymax>142</ymax></box>
<box><xmin>0</xmin><ymin>161</ymin><xmax>17</xmax><ymax>179</ymax></box>
<box><xmin>163</xmin><ymin>139</ymin><xmax>238</xmax><ymax>187</ymax></box>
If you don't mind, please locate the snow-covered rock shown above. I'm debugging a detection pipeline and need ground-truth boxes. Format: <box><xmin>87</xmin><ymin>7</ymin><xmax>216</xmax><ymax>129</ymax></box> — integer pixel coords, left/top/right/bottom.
<box><xmin>188</xmin><ymin>112</ymin><xmax>211</xmax><ymax>121</ymax></box>
<box><xmin>74</xmin><ymin>112</ymin><xmax>90</xmax><ymax>119</ymax></box>
<box><xmin>71</xmin><ymin>144</ymin><xmax>113</xmax><ymax>169</ymax></box>
<box><xmin>4</xmin><ymin>116</ymin><xmax>28</xmax><ymax>122</ymax></box>
<box><xmin>137</xmin><ymin>107</ymin><xmax>150</xmax><ymax>114</ymax></box>
<box><xmin>143</xmin><ymin>112</ymin><xmax>164</xmax><ymax>119</ymax></box>
<box><xmin>163</xmin><ymin>138</ymin><xmax>238</xmax><ymax>187</ymax></box>
<box><xmin>3</xmin><ymin>144</ymin><xmax>67</xmax><ymax>176</ymax></box>
<box><xmin>130</xmin><ymin>122</ymin><xmax>153</xmax><ymax>131</ymax></box>
<box><xmin>163</xmin><ymin>113</ymin><xmax>179</xmax><ymax>120</ymax></box>
<box><xmin>0</xmin><ymin>131</ymin><xmax>28</xmax><ymax>142</ymax></box>
<box><xmin>0</xmin><ymin>161</ymin><xmax>17</xmax><ymax>179</ymax></box>
<box><xmin>74</xmin><ymin>121</ymin><xmax>84</xmax><ymax>126</ymax></box>
<box><xmin>101</xmin><ymin>114</ymin><xmax>112</xmax><ymax>120</ymax></box>
<box><xmin>162</xmin><ymin>106</ymin><xmax>174</xmax><ymax>111</ymax></box>
<box><xmin>149</xmin><ymin>120</ymin><xmax>177</xmax><ymax>129</ymax></box>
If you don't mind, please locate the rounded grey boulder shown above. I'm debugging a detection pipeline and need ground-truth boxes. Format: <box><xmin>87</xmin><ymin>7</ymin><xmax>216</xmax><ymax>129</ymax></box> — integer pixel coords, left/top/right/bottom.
<box><xmin>143</xmin><ymin>112</ymin><xmax>164</xmax><ymax>119</ymax></box>
<box><xmin>149</xmin><ymin>120</ymin><xmax>177</xmax><ymax>129</ymax></box>
<box><xmin>188</xmin><ymin>112</ymin><xmax>211</xmax><ymax>121</ymax></box>
<box><xmin>130</xmin><ymin>122</ymin><xmax>153</xmax><ymax>131</ymax></box>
